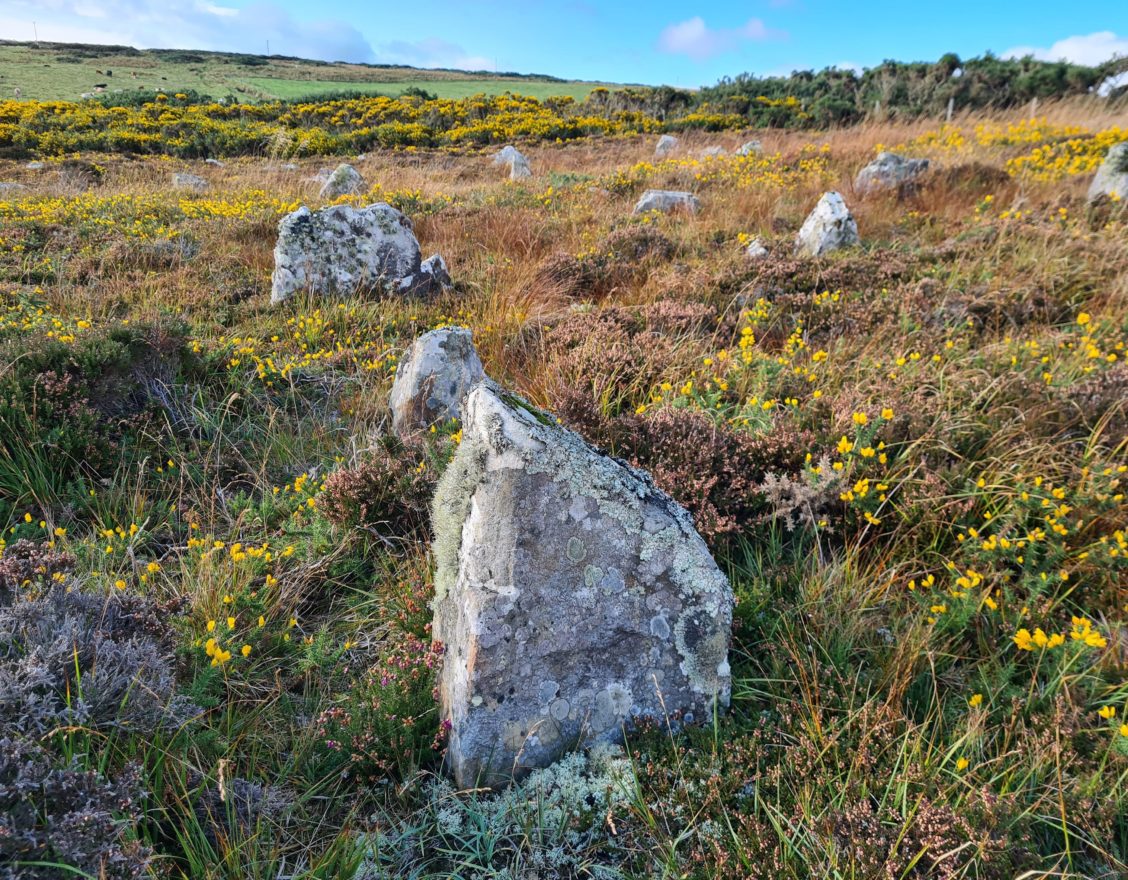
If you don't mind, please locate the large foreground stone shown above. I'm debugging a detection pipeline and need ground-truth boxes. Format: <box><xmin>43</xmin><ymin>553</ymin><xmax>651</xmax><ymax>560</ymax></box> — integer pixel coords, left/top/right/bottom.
<box><xmin>633</xmin><ymin>189</ymin><xmax>700</xmax><ymax>215</ymax></box>
<box><xmin>270</xmin><ymin>202</ymin><xmax>448</xmax><ymax>304</ymax></box>
<box><xmin>432</xmin><ymin>386</ymin><xmax>733</xmax><ymax>788</ymax></box>
<box><xmin>1088</xmin><ymin>143</ymin><xmax>1128</xmax><ymax>203</ymax></box>
<box><xmin>388</xmin><ymin>327</ymin><xmax>485</xmax><ymax>436</ymax></box>
<box><xmin>796</xmin><ymin>191</ymin><xmax>859</xmax><ymax>257</ymax></box>
<box><xmin>855</xmin><ymin>151</ymin><xmax>930</xmax><ymax>193</ymax></box>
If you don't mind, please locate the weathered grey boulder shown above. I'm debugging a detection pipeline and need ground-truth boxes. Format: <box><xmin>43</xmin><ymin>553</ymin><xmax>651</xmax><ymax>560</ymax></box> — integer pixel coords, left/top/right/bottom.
<box><xmin>737</xmin><ymin>140</ymin><xmax>763</xmax><ymax>157</ymax></box>
<box><xmin>388</xmin><ymin>327</ymin><xmax>485</xmax><ymax>436</ymax></box>
<box><xmin>26</xmin><ymin>161</ymin><xmax>45</xmax><ymax>170</ymax></box>
<box><xmin>493</xmin><ymin>145</ymin><xmax>532</xmax><ymax>180</ymax></box>
<box><xmin>854</xmin><ymin>151</ymin><xmax>930</xmax><ymax>193</ymax></box>
<box><xmin>795</xmin><ymin>191</ymin><xmax>859</xmax><ymax>257</ymax></box>
<box><xmin>318</xmin><ymin>163</ymin><xmax>365</xmax><ymax>199</ymax></box>
<box><xmin>0</xmin><ymin>183</ymin><xmax>26</xmax><ymax>196</ymax></box>
<box><xmin>492</xmin><ymin>145</ymin><xmax>524</xmax><ymax>166</ymax></box>
<box><xmin>432</xmin><ymin>386</ymin><xmax>733</xmax><ymax>788</ymax></box>
<box><xmin>745</xmin><ymin>238</ymin><xmax>769</xmax><ymax>259</ymax></box>
<box><xmin>420</xmin><ymin>253</ymin><xmax>452</xmax><ymax>289</ymax></box>
<box><xmin>171</xmin><ymin>172</ymin><xmax>208</xmax><ymax>192</ymax></box>
<box><xmin>698</xmin><ymin>145</ymin><xmax>726</xmax><ymax>158</ymax></box>
<box><xmin>1088</xmin><ymin>143</ymin><xmax>1128</xmax><ymax>203</ymax></box>
<box><xmin>270</xmin><ymin>202</ymin><xmax>448</xmax><ymax>304</ymax></box>
<box><xmin>204</xmin><ymin>158</ymin><xmax>225</xmax><ymax>167</ymax></box>
<box><xmin>655</xmin><ymin>134</ymin><xmax>679</xmax><ymax>157</ymax></box>
<box><xmin>633</xmin><ymin>189</ymin><xmax>700</xmax><ymax>215</ymax></box>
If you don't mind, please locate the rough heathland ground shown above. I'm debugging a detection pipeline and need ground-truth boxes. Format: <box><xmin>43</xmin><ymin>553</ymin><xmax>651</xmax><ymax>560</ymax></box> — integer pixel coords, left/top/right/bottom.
<box><xmin>0</xmin><ymin>106</ymin><xmax>1126</xmax><ymax>879</ymax></box>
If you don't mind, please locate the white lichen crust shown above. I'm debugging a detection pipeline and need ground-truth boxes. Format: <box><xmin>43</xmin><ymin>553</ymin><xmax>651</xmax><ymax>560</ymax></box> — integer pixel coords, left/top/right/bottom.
<box><xmin>432</xmin><ymin>386</ymin><xmax>733</xmax><ymax>788</ymax></box>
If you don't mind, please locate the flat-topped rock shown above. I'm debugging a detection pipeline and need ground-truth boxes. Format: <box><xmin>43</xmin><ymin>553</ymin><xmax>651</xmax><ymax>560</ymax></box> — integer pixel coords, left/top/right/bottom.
<box><xmin>633</xmin><ymin>190</ymin><xmax>700</xmax><ymax>215</ymax></box>
<box><xmin>270</xmin><ymin>202</ymin><xmax>449</xmax><ymax>304</ymax></box>
<box><xmin>432</xmin><ymin>386</ymin><xmax>733</xmax><ymax>788</ymax></box>
<box><xmin>855</xmin><ymin>151</ymin><xmax>930</xmax><ymax>193</ymax></box>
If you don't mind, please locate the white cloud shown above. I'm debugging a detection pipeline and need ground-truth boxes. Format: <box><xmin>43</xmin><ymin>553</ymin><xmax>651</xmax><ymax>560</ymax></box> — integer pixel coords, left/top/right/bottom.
<box><xmin>378</xmin><ymin>37</ymin><xmax>494</xmax><ymax>71</ymax></box>
<box><xmin>657</xmin><ymin>16</ymin><xmax>785</xmax><ymax>61</ymax></box>
<box><xmin>0</xmin><ymin>0</ymin><xmax>493</xmax><ymax>70</ymax></box>
<box><xmin>1002</xmin><ymin>30</ymin><xmax>1128</xmax><ymax>66</ymax></box>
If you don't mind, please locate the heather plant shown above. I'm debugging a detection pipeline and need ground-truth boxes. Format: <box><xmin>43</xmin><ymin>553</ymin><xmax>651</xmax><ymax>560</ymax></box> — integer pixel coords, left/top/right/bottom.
<box><xmin>0</xmin><ymin>735</ymin><xmax>150</xmax><ymax>880</ymax></box>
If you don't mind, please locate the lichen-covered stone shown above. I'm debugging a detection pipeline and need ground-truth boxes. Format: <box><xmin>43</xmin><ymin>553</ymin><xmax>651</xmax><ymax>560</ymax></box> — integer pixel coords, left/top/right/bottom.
<box><xmin>745</xmin><ymin>238</ymin><xmax>769</xmax><ymax>259</ymax></box>
<box><xmin>737</xmin><ymin>139</ymin><xmax>763</xmax><ymax>156</ymax></box>
<box><xmin>388</xmin><ymin>327</ymin><xmax>485</xmax><ymax>436</ymax></box>
<box><xmin>633</xmin><ymin>190</ymin><xmax>700</xmax><ymax>215</ymax></box>
<box><xmin>697</xmin><ymin>145</ymin><xmax>726</xmax><ymax>158</ymax></box>
<box><xmin>318</xmin><ymin>163</ymin><xmax>366</xmax><ymax>199</ymax></box>
<box><xmin>795</xmin><ymin>191</ymin><xmax>859</xmax><ymax>257</ymax></box>
<box><xmin>270</xmin><ymin>202</ymin><xmax>448</xmax><ymax>304</ymax></box>
<box><xmin>655</xmin><ymin>134</ymin><xmax>679</xmax><ymax>157</ymax></box>
<box><xmin>171</xmin><ymin>172</ymin><xmax>208</xmax><ymax>192</ymax></box>
<box><xmin>854</xmin><ymin>151</ymin><xmax>930</xmax><ymax>193</ymax></box>
<box><xmin>432</xmin><ymin>386</ymin><xmax>733</xmax><ymax>788</ymax></box>
<box><xmin>1088</xmin><ymin>143</ymin><xmax>1128</xmax><ymax>203</ymax></box>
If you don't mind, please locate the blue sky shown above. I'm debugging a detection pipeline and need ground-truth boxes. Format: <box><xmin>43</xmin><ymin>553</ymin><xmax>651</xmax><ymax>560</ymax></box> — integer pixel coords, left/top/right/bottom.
<box><xmin>1</xmin><ymin>0</ymin><xmax>1125</xmax><ymax>87</ymax></box>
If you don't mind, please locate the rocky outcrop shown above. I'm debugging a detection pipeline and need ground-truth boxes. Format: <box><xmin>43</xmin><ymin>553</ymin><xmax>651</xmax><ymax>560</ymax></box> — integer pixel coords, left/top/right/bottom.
<box><xmin>795</xmin><ymin>191</ymin><xmax>859</xmax><ymax>257</ymax></box>
<box><xmin>270</xmin><ymin>202</ymin><xmax>449</xmax><ymax>304</ymax></box>
<box><xmin>1088</xmin><ymin>143</ymin><xmax>1128</xmax><ymax>203</ymax></box>
<box><xmin>633</xmin><ymin>190</ymin><xmax>700</xmax><ymax>215</ymax></box>
<box><xmin>854</xmin><ymin>151</ymin><xmax>930</xmax><ymax>193</ymax></box>
<box><xmin>655</xmin><ymin>134</ymin><xmax>679</xmax><ymax>157</ymax></box>
<box><xmin>318</xmin><ymin>163</ymin><xmax>366</xmax><ymax>199</ymax></box>
<box><xmin>388</xmin><ymin>327</ymin><xmax>485</xmax><ymax>436</ymax></box>
<box><xmin>432</xmin><ymin>386</ymin><xmax>733</xmax><ymax>788</ymax></box>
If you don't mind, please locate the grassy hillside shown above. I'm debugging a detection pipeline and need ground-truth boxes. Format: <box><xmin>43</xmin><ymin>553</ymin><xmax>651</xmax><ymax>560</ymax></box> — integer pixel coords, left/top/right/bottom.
<box><xmin>0</xmin><ymin>108</ymin><xmax>1125</xmax><ymax>877</ymax></box>
<box><xmin>0</xmin><ymin>40</ymin><xmax>612</xmax><ymax>102</ymax></box>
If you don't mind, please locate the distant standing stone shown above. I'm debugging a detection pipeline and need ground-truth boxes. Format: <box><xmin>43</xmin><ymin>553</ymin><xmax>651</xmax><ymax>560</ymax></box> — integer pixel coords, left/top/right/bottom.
<box><xmin>737</xmin><ymin>140</ymin><xmax>763</xmax><ymax>156</ymax></box>
<box><xmin>795</xmin><ymin>191</ymin><xmax>859</xmax><ymax>257</ymax></box>
<box><xmin>388</xmin><ymin>328</ymin><xmax>485</xmax><ymax>437</ymax></box>
<box><xmin>204</xmin><ymin>158</ymin><xmax>225</xmax><ymax>167</ymax></box>
<box><xmin>270</xmin><ymin>202</ymin><xmax>449</xmax><ymax>304</ymax></box>
<box><xmin>432</xmin><ymin>386</ymin><xmax>733</xmax><ymax>788</ymax></box>
<box><xmin>854</xmin><ymin>151</ymin><xmax>930</xmax><ymax>193</ymax></box>
<box><xmin>655</xmin><ymin>134</ymin><xmax>679</xmax><ymax>157</ymax></box>
<box><xmin>698</xmin><ymin>145</ymin><xmax>726</xmax><ymax>158</ymax></box>
<box><xmin>493</xmin><ymin>145</ymin><xmax>532</xmax><ymax>180</ymax></box>
<box><xmin>171</xmin><ymin>172</ymin><xmax>208</xmax><ymax>192</ymax></box>
<box><xmin>745</xmin><ymin>238</ymin><xmax>769</xmax><ymax>259</ymax></box>
<box><xmin>1088</xmin><ymin>142</ymin><xmax>1128</xmax><ymax>203</ymax></box>
<box><xmin>633</xmin><ymin>189</ymin><xmax>700</xmax><ymax>215</ymax></box>
<box><xmin>318</xmin><ymin>163</ymin><xmax>366</xmax><ymax>199</ymax></box>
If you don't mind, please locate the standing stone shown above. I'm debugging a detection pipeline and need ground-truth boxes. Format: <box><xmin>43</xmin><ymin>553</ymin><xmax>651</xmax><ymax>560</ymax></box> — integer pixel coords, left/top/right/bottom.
<box><xmin>633</xmin><ymin>190</ymin><xmax>700</xmax><ymax>215</ymax></box>
<box><xmin>432</xmin><ymin>386</ymin><xmax>733</xmax><ymax>788</ymax></box>
<box><xmin>270</xmin><ymin>202</ymin><xmax>449</xmax><ymax>304</ymax></box>
<box><xmin>795</xmin><ymin>191</ymin><xmax>859</xmax><ymax>257</ymax></box>
<box><xmin>493</xmin><ymin>145</ymin><xmax>532</xmax><ymax>180</ymax></box>
<box><xmin>737</xmin><ymin>140</ymin><xmax>763</xmax><ymax>157</ymax></box>
<box><xmin>655</xmin><ymin>134</ymin><xmax>679</xmax><ymax>157</ymax></box>
<box><xmin>1088</xmin><ymin>143</ymin><xmax>1128</xmax><ymax>203</ymax></box>
<box><xmin>697</xmin><ymin>145</ymin><xmax>726</xmax><ymax>158</ymax></box>
<box><xmin>171</xmin><ymin>172</ymin><xmax>208</xmax><ymax>192</ymax></box>
<box><xmin>318</xmin><ymin>163</ymin><xmax>366</xmax><ymax>199</ymax></box>
<box><xmin>388</xmin><ymin>327</ymin><xmax>485</xmax><ymax>437</ymax></box>
<box><xmin>854</xmin><ymin>151</ymin><xmax>930</xmax><ymax>193</ymax></box>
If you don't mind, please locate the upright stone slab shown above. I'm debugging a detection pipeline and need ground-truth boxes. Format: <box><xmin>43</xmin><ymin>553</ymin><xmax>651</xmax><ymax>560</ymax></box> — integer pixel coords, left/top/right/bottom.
<box><xmin>633</xmin><ymin>190</ymin><xmax>700</xmax><ymax>215</ymax></box>
<box><xmin>270</xmin><ymin>202</ymin><xmax>448</xmax><ymax>304</ymax></box>
<box><xmin>795</xmin><ymin>191</ymin><xmax>859</xmax><ymax>257</ymax></box>
<box><xmin>319</xmin><ymin>163</ymin><xmax>366</xmax><ymax>199</ymax></box>
<box><xmin>432</xmin><ymin>386</ymin><xmax>733</xmax><ymax>788</ymax></box>
<box><xmin>655</xmin><ymin>134</ymin><xmax>679</xmax><ymax>157</ymax></box>
<box><xmin>854</xmin><ymin>151</ymin><xmax>930</xmax><ymax>193</ymax></box>
<box><xmin>388</xmin><ymin>327</ymin><xmax>485</xmax><ymax>437</ymax></box>
<box><xmin>492</xmin><ymin>145</ymin><xmax>532</xmax><ymax>180</ymax></box>
<box><xmin>1088</xmin><ymin>143</ymin><xmax>1128</xmax><ymax>203</ymax></box>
